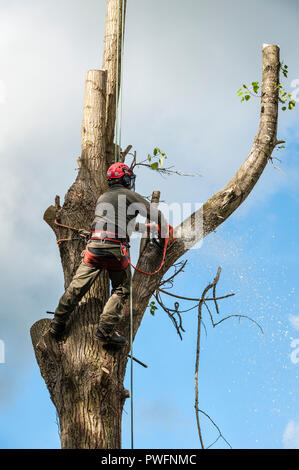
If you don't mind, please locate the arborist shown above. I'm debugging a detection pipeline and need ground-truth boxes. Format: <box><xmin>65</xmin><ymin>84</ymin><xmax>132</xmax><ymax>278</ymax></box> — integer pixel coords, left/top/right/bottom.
<box><xmin>49</xmin><ymin>162</ymin><xmax>174</xmax><ymax>346</ymax></box>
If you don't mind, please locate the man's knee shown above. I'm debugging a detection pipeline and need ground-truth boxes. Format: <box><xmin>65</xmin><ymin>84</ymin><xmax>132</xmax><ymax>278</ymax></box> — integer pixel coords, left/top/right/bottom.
<box><xmin>112</xmin><ymin>285</ymin><xmax>130</xmax><ymax>301</ymax></box>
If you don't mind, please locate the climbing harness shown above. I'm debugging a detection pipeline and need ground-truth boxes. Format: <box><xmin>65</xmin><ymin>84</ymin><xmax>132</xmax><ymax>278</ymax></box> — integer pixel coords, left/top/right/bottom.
<box><xmin>90</xmin><ymin>228</ymin><xmax>169</xmax><ymax>275</ymax></box>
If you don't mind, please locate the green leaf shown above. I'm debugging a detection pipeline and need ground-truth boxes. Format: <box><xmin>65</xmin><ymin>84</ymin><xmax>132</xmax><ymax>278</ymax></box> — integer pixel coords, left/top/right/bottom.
<box><xmin>245</xmin><ymin>95</ymin><xmax>250</xmax><ymax>101</ymax></box>
<box><xmin>251</xmin><ymin>81</ymin><xmax>259</xmax><ymax>94</ymax></box>
<box><xmin>150</xmin><ymin>162</ymin><xmax>159</xmax><ymax>170</ymax></box>
<box><xmin>282</xmin><ymin>106</ymin><xmax>287</xmax><ymax>111</ymax></box>
<box><xmin>147</xmin><ymin>154</ymin><xmax>151</xmax><ymax>162</ymax></box>
<box><xmin>289</xmin><ymin>101</ymin><xmax>295</xmax><ymax>110</ymax></box>
<box><xmin>149</xmin><ymin>301</ymin><xmax>158</xmax><ymax>316</ymax></box>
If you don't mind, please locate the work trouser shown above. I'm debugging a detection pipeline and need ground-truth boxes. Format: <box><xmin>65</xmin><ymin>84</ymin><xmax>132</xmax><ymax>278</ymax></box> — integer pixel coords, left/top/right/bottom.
<box><xmin>54</xmin><ymin>241</ymin><xmax>130</xmax><ymax>331</ymax></box>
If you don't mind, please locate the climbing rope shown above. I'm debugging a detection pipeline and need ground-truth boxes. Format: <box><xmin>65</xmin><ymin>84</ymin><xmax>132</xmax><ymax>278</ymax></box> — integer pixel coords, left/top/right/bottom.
<box><xmin>115</xmin><ymin>0</ymin><xmax>126</xmax><ymax>162</ymax></box>
<box><xmin>54</xmin><ymin>220</ymin><xmax>84</xmax><ymax>245</ymax></box>
<box><xmin>121</xmin><ymin>237</ymin><xmax>169</xmax><ymax>276</ymax></box>
<box><xmin>114</xmin><ymin>0</ymin><xmax>134</xmax><ymax>450</ymax></box>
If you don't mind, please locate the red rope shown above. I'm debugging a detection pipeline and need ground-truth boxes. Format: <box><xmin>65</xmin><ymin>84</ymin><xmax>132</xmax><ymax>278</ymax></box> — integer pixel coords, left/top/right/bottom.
<box><xmin>54</xmin><ymin>219</ymin><xmax>80</xmax><ymax>232</ymax></box>
<box><xmin>121</xmin><ymin>238</ymin><xmax>169</xmax><ymax>276</ymax></box>
<box><xmin>54</xmin><ymin>219</ymin><xmax>81</xmax><ymax>244</ymax></box>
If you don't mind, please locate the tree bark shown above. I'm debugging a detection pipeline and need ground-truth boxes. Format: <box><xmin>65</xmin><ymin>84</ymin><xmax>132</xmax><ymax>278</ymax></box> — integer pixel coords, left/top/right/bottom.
<box><xmin>33</xmin><ymin>0</ymin><xmax>128</xmax><ymax>449</ymax></box>
<box><xmin>103</xmin><ymin>0</ymin><xmax>127</xmax><ymax>165</ymax></box>
<box><xmin>31</xmin><ymin>3</ymin><xmax>281</xmax><ymax>448</ymax></box>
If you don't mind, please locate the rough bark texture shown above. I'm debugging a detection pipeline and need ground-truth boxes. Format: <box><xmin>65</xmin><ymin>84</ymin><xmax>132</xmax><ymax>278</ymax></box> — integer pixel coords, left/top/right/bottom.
<box><xmin>103</xmin><ymin>0</ymin><xmax>127</xmax><ymax>165</ymax></box>
<box><xmin>31</xmin><ymin>9</ymin><xmax>281</xmax><ymax>449</ymax></box>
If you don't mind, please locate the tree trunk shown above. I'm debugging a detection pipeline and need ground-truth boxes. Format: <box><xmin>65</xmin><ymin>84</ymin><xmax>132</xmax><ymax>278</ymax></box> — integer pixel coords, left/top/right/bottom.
<box><xmin>31</xmin><ymin>0</ymin><xmax>282</xmax><ymax>448</ymax></box>
<box><xmin>32</xmin><ymin>0</ymin><xmax>129</xmax><ymax>449</ymax></box>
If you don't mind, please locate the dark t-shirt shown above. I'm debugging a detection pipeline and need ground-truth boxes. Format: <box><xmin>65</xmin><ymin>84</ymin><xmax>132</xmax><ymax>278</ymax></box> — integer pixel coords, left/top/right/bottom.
<box><xmin>92</xmin><ymin>184</ymin><xmax>167</xmax><ymax>240</ymax></box>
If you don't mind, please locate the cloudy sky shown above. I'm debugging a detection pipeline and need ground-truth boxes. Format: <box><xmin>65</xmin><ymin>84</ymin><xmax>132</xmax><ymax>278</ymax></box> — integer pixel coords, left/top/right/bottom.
<box><xmin>0</xmin><ymin>0</ymin><xmax>298</xmax><ymax>449</ymax></box>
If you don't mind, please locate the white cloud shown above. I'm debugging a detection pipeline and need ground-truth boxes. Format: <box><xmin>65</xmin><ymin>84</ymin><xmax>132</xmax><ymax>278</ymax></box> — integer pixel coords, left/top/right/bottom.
<box><xmin>289</xmin><ymin>315</ymin><xmax>299</xmax><ymax>331</ymax></box>
<box><xmin>283</xmin><ymin>421</ymin><xmax>299</xmax><ymax>449</ymax></box>
<box><xmin>0</xmin><ymin>80</ymin><xmax>6</xmax><ymax>104</ymax></box>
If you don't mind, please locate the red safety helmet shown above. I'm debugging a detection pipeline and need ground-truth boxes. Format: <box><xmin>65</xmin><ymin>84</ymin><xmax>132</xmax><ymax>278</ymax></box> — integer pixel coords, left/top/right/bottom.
<box><xmin>107</xmin><ymin>163</ymin><xmax>136</xmax><ymax>190</ymax></box>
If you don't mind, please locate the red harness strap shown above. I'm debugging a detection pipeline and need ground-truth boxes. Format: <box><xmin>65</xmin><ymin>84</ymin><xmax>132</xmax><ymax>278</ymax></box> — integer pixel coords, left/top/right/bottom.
<box><xmin>89</xmin><ymin>229</ymin><xmax>169</xmax><ymax>276</ymax></box>
<box><xmin>83</xmin><ymin>246</ymin><xmax>129</xmax><ymax>271</ymax></box>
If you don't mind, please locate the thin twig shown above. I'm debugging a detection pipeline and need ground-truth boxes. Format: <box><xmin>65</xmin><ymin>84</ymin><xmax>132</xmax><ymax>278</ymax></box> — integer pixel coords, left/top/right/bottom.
<box><xmin>132</xmin><ymin>161</ymin><xmax>201</xmax><ymax>178</ymax></box>
<box><xmin>158</xmin><ymin>287</ymin><xmax>235</xmax><ymax>303</ymax></box>
<box><xmin>208</xmin><ymin>310</ymin><xmax>264</xmax><ymax>334</ymax></box>
<box><xmin>159</xmin><ymin>260</ymin><xmax>188</xmax><ymax>288</ymax></box>
<box><xmin>197</xmin><ymin>408</ymin><xmax>232</xmax><ymax>449</ymax></box>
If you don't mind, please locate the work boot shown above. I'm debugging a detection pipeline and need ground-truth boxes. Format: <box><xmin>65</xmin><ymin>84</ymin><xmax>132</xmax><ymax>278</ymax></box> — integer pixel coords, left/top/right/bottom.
<box><xmin>49</xmin><ymin>320</ymin><xmax>66</xmax><ymax>341</ymax></box>
<box><xmin>95</xmin><ymin>327</ymin><xmax>126</xmax><ymax>346</ymax></box>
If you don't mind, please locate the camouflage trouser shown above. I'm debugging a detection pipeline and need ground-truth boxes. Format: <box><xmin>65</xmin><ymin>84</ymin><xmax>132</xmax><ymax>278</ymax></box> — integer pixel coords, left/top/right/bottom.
<box><xmin>54</xmin><ymin>241</ymin><xmax>130</xmax><ymax>331</ymax></box>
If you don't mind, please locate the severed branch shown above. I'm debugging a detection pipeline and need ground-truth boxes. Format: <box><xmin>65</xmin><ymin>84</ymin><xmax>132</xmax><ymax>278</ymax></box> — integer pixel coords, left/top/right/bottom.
<box><xmin>154</xmin><ymin>262</ymin><xmax>234</xmax><ymax>338</ymax></box>
<box><xmin>194</xmin><ymin>267</ymin><xmax>263</xmax><ymax>449</ymax></box>
<box><xmin>152</xmin><ymin>262</ymin><xmax>262</xmax><ymax>447</ymax></box>
<box><xmin>154</xmin><ymin>290</ymin><xmax>185</xmax><ymax>340</ymax></box>
<box><xmin>195</xmin><ymin>268</ymin><xmax>221</xmax><ymax>448</ymax></box>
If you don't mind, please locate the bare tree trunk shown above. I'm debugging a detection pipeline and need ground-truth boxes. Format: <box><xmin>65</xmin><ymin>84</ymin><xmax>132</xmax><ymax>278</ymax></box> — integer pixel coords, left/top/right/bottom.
<box><xmin>31</xmin><ymin>0</ymin><xmax>282</xmax><ymax>448</ymax></box>
<box><xmin>32</xmin><ymin>0</ymin><xmax>128</xmax><ymax>449</ymax></box>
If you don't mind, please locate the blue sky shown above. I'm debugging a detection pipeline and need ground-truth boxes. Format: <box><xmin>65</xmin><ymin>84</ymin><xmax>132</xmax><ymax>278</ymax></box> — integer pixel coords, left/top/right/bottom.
<box><xmin>0</xmin><ymin>0</ymin><xmax>298</xmax><ymax>449</ymax></box>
